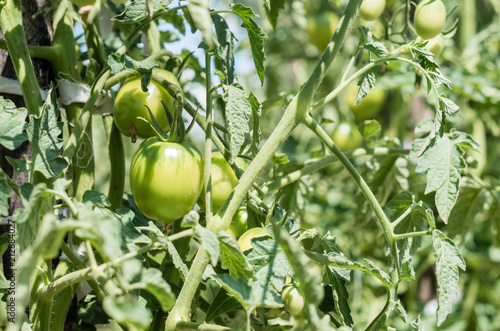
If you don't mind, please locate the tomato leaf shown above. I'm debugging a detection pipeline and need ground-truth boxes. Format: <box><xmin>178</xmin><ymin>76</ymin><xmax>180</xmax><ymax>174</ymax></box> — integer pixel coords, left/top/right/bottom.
<box><xmin>432</xmin><ymin>229</ymin><xmax>466</xmax><ymax>326</ymax></box>
<box><xmin>195</xmin><ymin>224</ymin><xmax>220</xmax><ymax>266</ymax></box>
<box><xmin>218</xmin><ymin>231</ymin><xmax>253</xmax><ymax>281</ymax></box>
<box><xmin>0</xmin><ymin>97</ymin><xmax>28</xmax><ymax>150</ymax></box>
<box><xmin>188</xmin><ymin>0</ymin><xmax>217</xmax><ymax>50</ymax></box>
<box><xmin>0</xmin><ymin>175</ymin><xmax>12</xmax><ymax>216</ymax></box>
<box><xmin>224</xmin><ymin>83</ymin><xmax>252</xmax><ymax>164</ymax></box>
<box><xmin>263</xmin><ymin>0</ymin><xmax>285</xmax><ymax>30</ymax></box>
<box><xmin>113</xmin><ymin>0</ymin><xmax>172</xmax><ymax>23</ymax></box>
<box><xmin>324</xmin><ymin>268</ymin><xmax>353</xmax><ymax>327</ymax></box>
<box><xmin>205</xmin><ymin>288</ymin><xmax>241</xmax><ymax>322</ymax></box>
<box><xmin>213</xmin><ymin>14</ymin><xmax>235</xmax><ymax>84</ymax></box>
<box><xmin>107</xmin><ymin>54</ymin><xmax>159</xmax><ymax>91</ymax></box>
<box><xmin>26</xmin><ymin>86</ymin><xmax>68</xmax><ymax>179</ymax></box>
<box><xmin>247</xmin><ymin>92</ymin><xmax>262</xmax><ymax>157</ymax></box>
<box><xmin>127</xmin><ymin>268</ymin><xmax>176</xmax><ymax>312</ymax></box>
<box><xmin>230</xmin><ymin>4</ymin><xmax>267</xmax><ymax>86</ymax></box>
<box><xmin>103</xmin><ymin>295</ymin><xmax>152</xmax><ymax>329</ymax></box>
<box><xmin>355</xmin><ymin>67</ymin><xmax>378</xmax><ymax>104</ymax></box>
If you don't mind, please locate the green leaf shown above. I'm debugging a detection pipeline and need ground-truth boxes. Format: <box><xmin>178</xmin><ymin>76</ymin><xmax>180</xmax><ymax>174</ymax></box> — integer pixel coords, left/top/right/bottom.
<box><xmin>194</xmin><ymin>224</ymin><xmax>220</xmax><ymax>266</ymax></box>
<box><xmin>103</xmin><ymin>295</ymin><xmax>152</xmax><ymax>330</ymax></box>
<box><xmin>447</xmin><ymin>184</ymin><xmax>488</xmax><ymax>238</ymax></box>
<box><xmin>213</xmin><ymin>14</ymin><xmax>235</xmax><ymax>84</ymax></box>
<box><xmin>439</xmin><ymin>96</ymin><xmax>460</xmax><ymax>115</ymax></box>
<box><xmin>165</xmin><ymin>239</ymin><xmax>190</xmax><ymax>281</ymax></box>
<box><xmin>83</xmin><ymin>190</ymin><xmax>111</xmax><ymax>208</ymax></box>
<box><xmin>415</xmin><ymin>134</ymin><xmax>467</xmax><ymax>222</ymax></box>
<box><xmin>432</xmin><ymin>229</ymin><xmax>466</xmax><ymax>326</ymax></box>
<box><xmin>26</xmin><ymin>86</ymin><xmax>68</xmax><ymax>179</ymax></box>
<box><xmin>358</xmin><ymin>27</ymin><xmax>389</xmax><ymax>58</ymax></box>
<box><xmin>247</xmin><ymin>92</ymin><xmax>262</xmax><ymax>157</ymax></box>
<box><xmin>107</xmin><ymin>54</ymin><xmax>159</xmax><ymax>91</ymax></box>
<box><xmin>324</xmin><ymin>268</ymin><xmax>353</xmax><ymax>327</ymax></box>
<box><xmin>272</xmin><ymin>223</ymin><xmax>324</xmax><ymax>305</ymax></box>
<box><xmin>218</xmin><ymin>231</ymin><xmax>253</xmax><ymax>281</ymax></box>
<box><xmin>0</xmin><ymin>97</ymin><xmax>28</xmax><ymax>150</ymax></box>
<box><xmin>205</xmin><ymin>288</ymin><xmax>241</xmax><ymax>322</ymax></box>
<box><xmin>395</xmin><ymin>299</ymin><xmax>408</xmax><ymax>323</ymax></box>
<box><xmin>0</xmin><ymin>175</ymin><xmax>12</xmax><ymax>216</ymax></box>
<box><xmin>264</xmin><ymin>0</ymin><xmax>285</xmax><ymax>30</ymax></box>
<box><xmin>188</xmin><ymin>0</ymin><xmax>217</xmax><ymax>50</ymax></box>
<box><xmin>224</xmin><ymin>83</ymin><xmax>253</xmax><ymax>164</ymax></box>
<box><xmin>358</xmin><ymin>120</ymin><xmax>381</xmax><ymax>139</ymax></box>
<box><xmin>128</xmin><ymin>268</ymin><xmax>176</xmax><ymax>312</ymax></box>
<box><xmin>231</xmin><ymin>4</ymin><xmax>268</xmax><ymax>86</ymax></box>
<box><xmin>13</xmin><ymin>183</ymin><xmax>53</xmax><ymax>252</ymax></box>
<box><xmin>355</xmin><ymin>67</ymin><xmax>378</xmax><ymax>104</ymax></box>
<box><xmin>410</xmin><ymin>315</ymin><xmax>425</xmax><ymax>330</ymax></box>
<box><xmin>113</xmin><ymin>0</ymin><xmax>172</xmax><ymax>23</ymax></box>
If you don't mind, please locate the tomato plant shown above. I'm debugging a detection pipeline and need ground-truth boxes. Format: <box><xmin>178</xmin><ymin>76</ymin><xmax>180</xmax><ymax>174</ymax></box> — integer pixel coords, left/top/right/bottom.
<box><xmin>113</xmin><ymin>69</ymin><xmax>181</xmax><ymax>139</ymax></box>
<box><xmin>307</xmin><ymin>12</ymin><xmax>339</xmax><ymax>51</ymax></box>
<box><xmin>282</xmin><ymin>286</ymin><xmax>305</xmax><ymax>315</ymax></box>
<box><xmin>414</xmin><ymin>0</ymin><xmax>447</xmax><ymax>40</ymax></box>
<box><xmin>70</xmin><ymin>0</ymin><xmax>95</xmax><ymax>7</ymax></box>
<box><xmin>1</xmin><ymin>0</ymin><xmax>498</xmax><ymax>330</ymax></box>
<box><xmin>359</xmin><ymin>0</ymin><xmax>386</xmax><ymax>22</ymax></box>
<box><xmin>129</xmin><ymin>137</ymin><xmax>204</xmax><ymax>223</ymax></box>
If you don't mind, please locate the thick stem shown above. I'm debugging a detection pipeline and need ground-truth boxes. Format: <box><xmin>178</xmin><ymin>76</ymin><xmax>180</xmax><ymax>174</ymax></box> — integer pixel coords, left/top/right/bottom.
<box><xmin>204</xmin><ymin>52</ymin><xmax>214</xmax><ymax>222</ymax></box>
<box><xmin>103</xmin><ymin>116</ymin><xmax>125</xmax><ymax>211</ymax></box>
<box><xmin>165</xmin><ymin>1</ymin><xmax>363</xmax><ymax>329</ymax></box>
<box><xmin>0</xmin><ymin>0</ymin><xmax>43</xmax><ymax>116</ymax></box>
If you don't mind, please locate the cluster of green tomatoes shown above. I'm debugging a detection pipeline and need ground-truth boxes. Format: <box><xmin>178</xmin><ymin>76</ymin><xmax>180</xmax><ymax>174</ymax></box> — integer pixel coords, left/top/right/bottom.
<box><xmin>307</xmin><ymin>0</ymin><xmax>447</xmax><ymax>152</ymax></box>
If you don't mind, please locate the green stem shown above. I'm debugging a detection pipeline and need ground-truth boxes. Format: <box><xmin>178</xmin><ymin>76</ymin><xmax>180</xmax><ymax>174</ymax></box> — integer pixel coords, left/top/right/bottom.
<box><xmin>364</xmin><ymin>292</ymin><xmax>391</xmax><ymax>331</ymax></box>
<box><xmin>204</xmin><ymin>52</ymin><xmax>214</xmax><ymax>221</ymax></box>
<box><xmin>167</xmin><ymin>229</ymin><xmax>194</xmax><ymax>242</ymax></box>
<box><xmin>393</xmin><ymin>230</ymin><xmax>432</xmax><ymax>241</ymax></box>
<box><xmin>175</xmin><ymin>322</ymin><xmax>231</xmax><ymax>330</ymax></box>
<box><xmin>261</xmin><ymin>148</ymin><xmax>409</xmax><ymax>194</ymax></box>
<box><xmin>0</xmin><ymin>39</ymin><xmax>56</xmax><ymax>60</ymax></box>
<box><xmin>303</xmin><ymin>115</ymin><xmax>395</xmax><ymax>245</ymax></box>
<box><xmin>165</xmin><ymin>1</ymin><xmax>363</xmax><ymax>329</ymax></box>
<box><xmin>0</xmin><ymin>0</ymin><xmax>43</xmax><ymax>116</ymax></box>
<box><xmin>103</xmin><ymin>116</ymin><xmax>125</xmax><ymax>211</ymax></box>
<box><xmin>49</xmin><ymin>259</ymin><xmax>79</xmax><ymax>331</ymax></box>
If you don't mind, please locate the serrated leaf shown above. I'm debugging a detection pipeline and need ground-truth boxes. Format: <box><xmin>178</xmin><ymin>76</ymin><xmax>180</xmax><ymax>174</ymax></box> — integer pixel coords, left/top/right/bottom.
<box><xmin>410</xmin><ymin>315</ymin><xmax>425</xmax><ymax>330</ymax></box>
<box><xmin>231</xmin><ymin>4</ymin><xmax>267</xmax><ymax>86</ymax></box>
<box><xmin>83</xmin><ymin>190</ymin><xmax>111</xmax><ymax>208</ymax></box>
<box><xmin>264</xmin><ymin>0</ymin><xmax>285</xmax><ymax>29</ymax></box>
<box><xmin>26</xmin><ymin>86</ymin><xmax>68</xmax><ymax>179</ymax></box>
<box><xmin>205</xmin><ymin>288</ymin><xmax>241</xmax><ymax>322</ymax></box>
<box><xmin>213</xmin><ymin>14</ymin><xmax>234</xmax><ymax>83</ymax></box>
<box><xmin>128</xmin><ymin>268</ymin><xmax>176</xmax><ymax>311</ymax></box>
<box><xmin>113</xmin><ymin>0</ymin><xmax>172</xmax><ymax>23</ymax></box>
<box><xmin>188</xmin><ymin>0</ymin><xmax>217</xmax><ymax>50</ymax></box>
<box><xmin>439</xmin><ymin>96</ymin><xmax>459</xmax><ymax>115</ymax></box>
<box><xmin>415</xmin><ymin>135</ymin><xmax>466</xmax><ymax>222</ymax></box>
<box><xmin>0</xmin><ymin>97</ymin><xmax>28</xmax><ymax>150</ymax></box>
<box><xmin>224</xmin><ymin>83</ymin><xmax>252</xmax><ymax>163</ymax></box>
<box><xmin>194</xmin><ymin>224</ymin><xmax>220</xmax><ymax>266</ymax></box>
<box><xmin>432</xmin><ymin>230</ymin><xmax>465</xmax><ymax>326</ymax></box>
<box><xmin>325</xmin><ymin>268</ymin><xmax>353</xmax><ymax>326</ymax></box>
<box><xmin>218</xmin><ymin>231</ymin><xmax>253</xmax><ymax>281</ymax></box>
<box><xmin>359</xmin><ymin>120</ymin><xmax>381</xmax><ymax>138</ymax></box>
<box><xmin>449</xmin><ymin>130</ymin><xmax>482</xmax><ymax>153</ymax></box>
<box><xmin>359</xmin><ymin>27</ymin><xmax>389</xmax><ymax>58</ymax></box>
<box><xmin>107</xmin><ymin>54</ymin><xmax>159</xmax><ymax>91</ymax></box>
<box><xmin>395</xmin><ymin>300</ymin><xmax>408</xmax><ymax>323</ymax></box>
<box><xmin>103</xmin><ymin>295</ymin><xmax>152</xmax><ymax>330</ymax></box>
<box><xmin>355</xmin><ymin>68</ymin><xmax>377</xmax><ymax>104</ymax></box>
<box><xmin>166</xmin><ymin>239</ymin><xmax>190</xmax><ymax>281</ymax></box>
<box><xmin>447</xmin><ymin>185</ymin><xmax>488</xmax><ymax>239</ymax></box>
<box><xmin>272</xmin><ymin>222</ymin><xmax>324</xmax><ymax>305</ymax></box>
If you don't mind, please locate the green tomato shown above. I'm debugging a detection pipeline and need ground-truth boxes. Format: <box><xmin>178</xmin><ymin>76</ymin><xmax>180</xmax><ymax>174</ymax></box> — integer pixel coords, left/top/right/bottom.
<box><xmin>228</xmin><ymin>207</ymin><xmax>248</xmax><ymax>238</ymax></box>
<box><xmin>198</xmin><ymin>152</ymin><xmax>239</xmax><ymax>213</ymax></box>
<box><xmin>414</xmin><ymin>0</ymin><xmax>446</xmax><ymax>40</ymax></box>
<box><xmin>113</xmin><ymin>69</ymin><xmax>181</xmax><ymax>139</ymax></box>
<box><xmin>237</xmin><ymin>227</ymin><xmax>271</xmax><ymax>252</ymax></box>
<box><xmin>346</xmin><ymin>84</ymin><xmax>386</xmax><ymax>121</ymax></box>
<box><xmin>332</xmin><ymin>122</ymin><xmax>363</xmax><ymax>151</ymax></box>
<box><xmin>417</xmin><ymin>34</ymin><xmax>445</xmax><ymax>58</ymax></box>
<box><xmin>265</xmin><ymin>308</ymin><xmax>283</xmax><ymax>319</ymax></box>
<box><xmin>282</xmin><ymin>286</ymin><xmax>305</xmax><ymax>315</ymax></box>
<box><xmin>130</xmin><ymin>137</ymin><xmax>204</xmax><ymax>224</ymax></box>
<box><xmin>307</xmin><ymin>12</ymin><xmax>339</xmax><ymax>51</ymax></box>
<box><xmin>359</xmin><ymin>0</ymin><xmax>386</xmax><ymax>22</ymax></box>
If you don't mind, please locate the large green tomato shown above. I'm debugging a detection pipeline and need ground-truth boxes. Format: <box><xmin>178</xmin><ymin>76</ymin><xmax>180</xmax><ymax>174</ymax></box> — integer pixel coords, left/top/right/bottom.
<box><xmin>198</xmin><ymin>152</ymin><xmax>239</xmax><ymax>213</ymax></box>
<box><xmin>228</xmin><ymin>207</ymin><xmax>248</xmax><ymax>238</ymax></box>
<box><xmin>332</xmin><ymin>122</ymin><xmax>363</xmax><ymax>151</ymax></box>
<box><xmin>114</xmin><ymin>69</ymin><xmax>181</xmax><ymax>139</ymax></box>
<box><xmin>130</xmin><ymin>137</ymin><xmax>204</xmax><ymax>224</ymax></box>
<box><xmin>307</xmin><ymin>12</ymin><xmax>339</xmax><ymax>51</ymax></box>
<box><xmin>359</xmin><ymin>0</ymin><xmax>386</xmax><ymax>22</ymax></box>
<box><xmin>237</xmin><ymin>227</ymin><xmax>271</xmax><ymax>252</ymax></box>
<box><xmin>282</xmin><ymin>286</ymin><xmax>305</xmax><ymax>315</ymax></box>
<box><xmin>417</xmin><ymin>34</ymin><xmax>445</xmax><ymax>58</ymax></box>
<box><xmin>414</xmin><ymin>0</ymin><xmax>446</xmax><ymax>40</ymax></box>
<box><xmin>346</xmin><ymin>84</ymin><xmax>386</xmax><ymax>121</ymax></box>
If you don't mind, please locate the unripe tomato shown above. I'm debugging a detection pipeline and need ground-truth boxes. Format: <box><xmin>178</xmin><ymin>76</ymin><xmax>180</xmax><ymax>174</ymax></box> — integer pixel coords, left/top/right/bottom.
<box><xmin>228</xmin><ymin>207</ymin><xmax>248</xmax><ymax>238</ymax></box>
<box><xmin>417</xmin><ymin>34</ymin><xmax>445</xmax><ymax>58</ymax></box>
<box><xmin>331</xmin><ymin>122</ymin><xmax>363</xmax><ymax>151</ymax></box>
<box><xmin>359</xmin><ymin>0</ymin><xmax>386</xmax><ymax>22</ymax></box>
<box><xmin>114</xmin><ymin>69</ymin><xmax>181</xmax><ymax>139</ymax></box>
<box><xmin>130</xmin><ymin>137</ymin><xmax>204</xmax><ymax>224</ymax></box>
<box><xmin>237</xmin><ymin>227</ymin><xmax>271</xmax><ymax>252</ymax></box>
<box><xmin>198</xmin><ymin>152</ymin><xmax>239</xmax><ymax>213</ymax></box>
<box><xmin>265</xmin><ymin>308</ymin><xmax>283</xmax><ymax>319</ymax></box>
<box><xmin>346</xmin><ymin>84</ymin><xmax>386</xmax><ymax>121</ymax></box>
<box><xmin>282</xmin><ymin>286</ymin><xmax>305</xmax><ymax>315</ymax></box>
<box><xmin>414</xmin><ymin>0</ymin><xmax>446</xmax><ymax>40</ymax></box>
<box><xmin>307</xmin><ymin>12</ymin><xmax>339</xmax><ymax>51</ymax></box>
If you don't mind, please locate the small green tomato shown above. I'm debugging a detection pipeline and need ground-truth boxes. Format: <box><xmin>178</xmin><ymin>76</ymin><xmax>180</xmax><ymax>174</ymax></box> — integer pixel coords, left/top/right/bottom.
<box><xmin>282</xmin><ymin>286</ymin><xmax>305</xmax><ymax>315</ymax></box>
<box><xmin>414</xmin><ymin>0</ymin><xmax>446</xmax><ymax>40</ymax></box>
<box><xmin>359</xmin><ymin>0</ymin><xmax>386</xmax><ymax>22</ymax></box>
